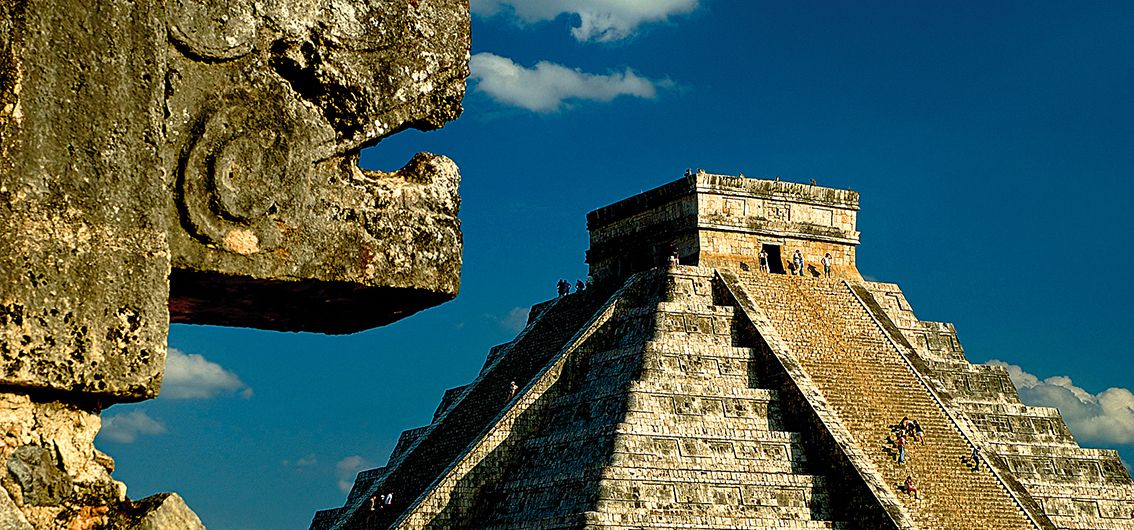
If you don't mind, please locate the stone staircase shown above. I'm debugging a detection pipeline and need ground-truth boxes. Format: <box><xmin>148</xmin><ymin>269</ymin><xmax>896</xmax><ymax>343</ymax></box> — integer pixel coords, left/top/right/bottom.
<box><xmin>858</xmin><ymin>282</ymin><xmax>1134</xmax><ymax>530</ymax></box>
<box><xmin>725</xmin><ymin>271</ymin><xmax>1041</xmax><ymax>530</ymax></box>
<box><xmin>470</xmin><ymin>266</ymin><xmax>845</xmax><ymax>529</ymax></box>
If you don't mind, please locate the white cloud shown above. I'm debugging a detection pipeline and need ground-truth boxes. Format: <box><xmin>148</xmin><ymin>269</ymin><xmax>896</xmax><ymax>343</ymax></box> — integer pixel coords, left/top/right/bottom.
<box><xmin>497</xmin><ymin>306</ymin><xmax>530</xmax><ymax>334</ymax></box>
<box><xmin>470</xmin><ymin>53</ymin><xmax>665</xmax><ymax>112</ymax></box>
<box><xmin>472</xmin><ymin>0</ymin><xmax>700</xmax><ymax>42</ymax></box>
<box><xmin>987</xmin><ymin>360</ymin><xmax>1134</xmax><ymax>446</ymax></box>
<box><xmin>99</xmin><ymin>410</ymin><xmax>167</xmax><ymax>444</ymax></box>
<box><xmin>335</xmin><ymin>455</ymin><xmax>373</xmax><ymax>493</ymax></box>
<box><xmin>162</xmin><ymin>348</ymin><xmax>252</xmax><ymax>400</ymax></box>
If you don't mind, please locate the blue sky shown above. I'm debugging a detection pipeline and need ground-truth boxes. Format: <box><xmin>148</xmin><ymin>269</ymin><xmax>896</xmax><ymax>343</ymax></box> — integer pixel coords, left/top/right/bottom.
<box><xmin>99</xmin><ymin>2</ymin><xmax>1134</xmax><ymax>528</ymax></box>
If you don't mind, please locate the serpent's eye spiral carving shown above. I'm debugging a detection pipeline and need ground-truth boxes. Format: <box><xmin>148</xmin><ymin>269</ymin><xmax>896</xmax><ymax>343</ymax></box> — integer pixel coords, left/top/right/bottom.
<box><xmin>168</xmin><ymin>0</ymin><xmax>256</xmax><ymax>61</ymax></box>
<box><xmin>177</xmin><ymin>92</ymin><xmax>306</xmax><ymax>255</ymax></box>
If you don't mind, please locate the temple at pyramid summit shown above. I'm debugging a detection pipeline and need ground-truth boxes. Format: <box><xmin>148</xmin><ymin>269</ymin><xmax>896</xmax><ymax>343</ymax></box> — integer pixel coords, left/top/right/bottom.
<box><xmin>312</xmin><ymin>172</ymin><xmax>1134</xmax><ymax>530</ymax></box>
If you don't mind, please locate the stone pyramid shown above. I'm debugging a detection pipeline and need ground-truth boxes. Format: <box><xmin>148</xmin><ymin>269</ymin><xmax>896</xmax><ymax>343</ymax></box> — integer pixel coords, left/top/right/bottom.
<box><xmin>313</xmin><ymin>174</ymin><xmax>1134</xmax><ymax>530</ymax></box>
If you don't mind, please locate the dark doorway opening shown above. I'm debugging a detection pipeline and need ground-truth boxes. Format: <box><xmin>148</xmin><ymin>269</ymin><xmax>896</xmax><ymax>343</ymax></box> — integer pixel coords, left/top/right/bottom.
<box><xmin>762</xmin><ymin>244</ymin><xmax>785</xmax><ymax>274</ymax></box>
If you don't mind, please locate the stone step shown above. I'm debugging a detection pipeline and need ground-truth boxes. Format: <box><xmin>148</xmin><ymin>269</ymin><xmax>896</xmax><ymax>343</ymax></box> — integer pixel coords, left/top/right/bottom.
<box><xmin>601</xmin><ymin>466</ymin><xmax>826</xmax><ymax>487</ymax></box>
<box><xmin>619</xmin><ymin>415</ymin><xmax>785</xmax><ymax>440</ymax></box>
<box><xmin>655</xmin><ymin>301</ymin><xmax>739</xmax><ymax>316</ymax></box>
<box><xmin>1046</xmin><ymin>516</ymin><xmax>1134</xmax><ymax>530</ymax></box>
<box><xmin>628</xmin><ymin>379</ymin><xmax>776</xmax><ymax>399</ymax></box>
<box><xmin>614</xmin><ymin>423</ymin><xmax>802</xmax><ymax>444</ymax></box>
<box><xmin>644</xmin><ymin>340</ymin><xmax>757</xmax><ymax>357</ymax></box>
<box><xmin>591</xmin><ymin>500</ymin><xmax>820</xmax><ymax>521</ymax></box>
<box><xmin>607</xmin><ymin>452</ymin><xmax>811</xmax><ymax>475</ymax></box>
<box><xmin>584</xmin><ymin>510</ymin><xmax>844</xmax><ymax>529</ymax></box>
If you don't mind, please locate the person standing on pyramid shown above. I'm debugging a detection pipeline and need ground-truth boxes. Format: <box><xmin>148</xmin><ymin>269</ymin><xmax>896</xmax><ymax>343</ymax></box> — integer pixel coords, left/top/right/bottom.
<box><xmin>793</xmin><ymin>250</ymin><xmax>806</xmax><ymax>277</ymax></box>
<box><xmin>822</xmin><ymin>252</ymin><xmax>833</xmax><ymax>278</ymax></box>
<box><xmin>759</xmin><ymin>248</ymin><xmax>770</xmax><ymax>273</ymax></box>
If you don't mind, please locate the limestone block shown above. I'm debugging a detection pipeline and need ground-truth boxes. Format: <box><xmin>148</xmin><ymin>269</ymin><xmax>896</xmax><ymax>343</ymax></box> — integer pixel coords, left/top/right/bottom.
<box><xmin>124</xmin><ymin>493</ymin><xmax>205</xmax><ymax>530</ymax></box>
<box><xmin>0</xmin><ymin>393</ymin><xmax>140</xmax><ymax>528</ymax></box>
<box><xmin>0</xmin><ymin>0</ymin><xmax>170</xmax><ymax>400</ymax></box>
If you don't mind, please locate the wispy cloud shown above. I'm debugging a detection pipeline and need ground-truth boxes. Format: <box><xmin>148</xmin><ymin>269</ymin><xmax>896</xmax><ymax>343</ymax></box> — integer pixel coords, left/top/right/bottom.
<box><xmin>470</xmin><ymin>53</ymin><xmax>666</xmax><ymax>113</ymax></box>
<box><xmin>494</xmin><ymin>306</ymin><xmax>530</xmax><ymax>334</ymax></box>
<box><xmin>99</xmin><ymin>410</ymin><xmax>167</xmax><ymax>444</ymax></box>
<box><xmin>282</xmin><ymin>454</ymin><xmax>318</xmax><ymax>468</ymax></box>
<box><xmin>162</xmin><ymin>348</ymin><xmax>252</xmax><ymax>400</ymax></box>
<box><xmin>987</xmin><ymin>360</ymin><xmax>1134</xmax><ymax>446</ymax></box>
<box><xmin>472</xmin><ymin>0</ymin><xmax>700</xmax><ymax>42</ymax></box>
<box><xmin>335</xmin><ymin>455</ymin><xmax>373</xmax><ymax>493</ymax></box>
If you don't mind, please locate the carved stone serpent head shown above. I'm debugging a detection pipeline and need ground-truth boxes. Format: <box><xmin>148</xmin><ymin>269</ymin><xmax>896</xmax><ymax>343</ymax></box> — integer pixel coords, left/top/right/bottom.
<box><xmin>1</xmin><ymin>0</ymin><xmax>469</xmax><ymax>400</ymax></box>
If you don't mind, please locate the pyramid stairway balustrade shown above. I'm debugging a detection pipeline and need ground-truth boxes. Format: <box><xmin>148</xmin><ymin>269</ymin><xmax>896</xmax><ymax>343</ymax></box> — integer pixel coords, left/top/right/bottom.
<box><xmin>856</xmin><ymin>281</ymin><xmax>1134</xmax><ymax>529</ymax></box>
<box><xmin>723</xmin><ymin>271</ymin><xmax>1045</xmax><ymax>530</ymax></box>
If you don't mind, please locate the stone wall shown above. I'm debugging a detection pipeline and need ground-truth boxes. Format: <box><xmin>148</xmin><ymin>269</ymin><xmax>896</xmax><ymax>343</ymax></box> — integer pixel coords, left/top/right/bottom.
<box><xmin>699</xmin><ymin>234</ymin><xmax>860</xmax><ymax>280</ymax></box>
<box><xmin>586</xmin><ymin>173</ymin><xmax>862</xmax><ymax>285</ymax></box>
<box><xmin>586</xmin><ymin>184</ymin><xmax>699</xmax><ymax>283</ymax></box>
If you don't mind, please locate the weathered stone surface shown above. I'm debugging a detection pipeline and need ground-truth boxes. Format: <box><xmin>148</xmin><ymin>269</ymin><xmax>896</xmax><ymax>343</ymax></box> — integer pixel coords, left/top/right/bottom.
<box><xmin>1</xmin><ymin>0</ymin><xmax>470</xmax><ymax>526</ymax></box>
<box><xmin>319</xmin><ymin>174</ymin><xmax>1134</xmax><ymax>530</ymax></box>
<box><xmin>6</xmin><ymin>446</ymin><xmax>72</xmax><ymax>506</ymax></box>
<box><xmin>0</xmin><ymin>393</ymin><xmax>124</xmax><ymax>528</ymax></box>
<box><xmin>0</xmin><ymin>0</ymin><xmax>171</xmax><ymax>402</ymax></box>
<box><xmin>163</xmin><ymin>0</ymin><xmax>469</xmax><ymax>334</ymax></box>
<box><xmin>123</xmin><ymin>493</ymin><xmax>205</xmax><ymax>530</ymax></box>
<box><xmin>1</xmin><ymin>0</ymin><xmax>470</xmax><ymax>399</ymax></box>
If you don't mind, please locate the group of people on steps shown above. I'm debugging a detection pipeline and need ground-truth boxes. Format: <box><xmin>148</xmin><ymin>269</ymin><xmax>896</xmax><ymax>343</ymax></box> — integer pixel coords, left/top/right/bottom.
<box><xmin>890</xmin><ymin>416</ymin><xmax>986</xmax><ymax>502</ymax></box>
<box><xmin>556</xmin><ymin>278</ymin><xmax>590</xmax><ymax>297</ymax></box>
<box><xmin>893</xmin><ymin>417</ymin><xmax>925</xmax><ymax>500</ymax></box>
<box><xmin>759</xmin><ymin>248</ymin><xmax>835</xmax><ymax>278</ymax></box>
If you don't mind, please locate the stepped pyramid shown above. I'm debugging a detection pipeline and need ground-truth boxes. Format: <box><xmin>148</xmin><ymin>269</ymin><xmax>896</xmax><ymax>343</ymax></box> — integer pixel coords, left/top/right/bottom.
<box><xmin>313</xmin><ymin>173</ymin><xmax>1134</xmax><ymax>530</ymax></box>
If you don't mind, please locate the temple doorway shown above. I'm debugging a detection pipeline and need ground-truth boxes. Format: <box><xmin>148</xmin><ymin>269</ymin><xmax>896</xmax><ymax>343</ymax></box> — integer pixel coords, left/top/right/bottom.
<box><xmin>762</xmin><ymin>244</ymin><xmax>786</xmax><ymax>274</ymax></box>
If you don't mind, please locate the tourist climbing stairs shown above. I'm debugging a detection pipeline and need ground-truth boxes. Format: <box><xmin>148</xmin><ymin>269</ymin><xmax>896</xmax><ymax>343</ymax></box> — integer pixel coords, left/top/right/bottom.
<box><xmin>725</xmin><ymin>271</ymin><xmax>1041</xmax><ymax>530</ymax></box>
